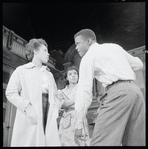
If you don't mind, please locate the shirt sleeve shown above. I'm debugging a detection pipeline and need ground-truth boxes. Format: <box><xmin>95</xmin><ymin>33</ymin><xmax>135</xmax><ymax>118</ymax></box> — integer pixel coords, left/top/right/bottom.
<box><xmin>75</xmin><ymin>55</ymin><xmax>95</xmax><ymax>129</ymax></box>
<box><xmin>5</xmin><ymin>67</ymin><xmax>30</xmax><ymax>111</ymax></box>
<box><xmin>124</xmin><ymin>50</ymin><xmax>143</xmax><ymax>71</ymax></box>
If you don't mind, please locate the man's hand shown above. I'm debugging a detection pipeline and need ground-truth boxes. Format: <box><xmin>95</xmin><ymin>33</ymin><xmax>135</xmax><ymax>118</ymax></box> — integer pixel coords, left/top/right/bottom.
<box><xmin>74</xmin><ymin>128</ymin><xmax>87</xmax><ymax>146</ymax></box>
<box><xmin>74</xmin><ymin>129</ymin><xmax>82</xmax><ymax>146</ymax></box>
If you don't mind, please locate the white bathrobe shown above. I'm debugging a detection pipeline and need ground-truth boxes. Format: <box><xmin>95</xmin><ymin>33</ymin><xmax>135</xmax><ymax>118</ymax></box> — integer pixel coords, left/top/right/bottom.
<box><xmin>6</xmin><ymin>62</ymin><xmax>61</xmax><ymax>146</ymax></box>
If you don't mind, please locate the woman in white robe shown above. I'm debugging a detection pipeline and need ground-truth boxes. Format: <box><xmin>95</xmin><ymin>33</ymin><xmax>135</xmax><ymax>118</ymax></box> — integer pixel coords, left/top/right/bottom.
<box><xmin>6</xmin><ymin>38</ymin><xmax>61</xmax><ymax>146</ymax></box>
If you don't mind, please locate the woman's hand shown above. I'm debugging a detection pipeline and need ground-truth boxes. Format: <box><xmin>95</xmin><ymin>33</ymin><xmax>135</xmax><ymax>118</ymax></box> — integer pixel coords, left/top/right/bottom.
<box><xmin>25</xmin><ymin>103</ymin><xmax>38</xmax><ymax>125</ymax></box>
<box><xmin>55</xmin><ymin>90</ymin><xmax>66</xmax><ymax>101</ymax></box>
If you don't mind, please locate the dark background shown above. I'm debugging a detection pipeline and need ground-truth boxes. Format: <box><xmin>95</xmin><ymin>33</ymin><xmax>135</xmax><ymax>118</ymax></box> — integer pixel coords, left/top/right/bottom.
<box><xmin>3</xmin><ymin>2</ymin><xmax>145</xmax><ymax>64</ymax></box>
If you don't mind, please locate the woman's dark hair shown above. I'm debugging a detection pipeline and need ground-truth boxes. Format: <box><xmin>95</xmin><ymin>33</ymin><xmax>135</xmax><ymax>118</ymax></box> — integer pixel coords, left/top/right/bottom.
<box><xmin>64</xmin><ymin>66</ymin><xmax>79</xmax><ymax>85</ymax></box>
<box><xmin>25</xmin><ymin>38</ymin><xmax>48</xmax><ymax>61</ymax></box>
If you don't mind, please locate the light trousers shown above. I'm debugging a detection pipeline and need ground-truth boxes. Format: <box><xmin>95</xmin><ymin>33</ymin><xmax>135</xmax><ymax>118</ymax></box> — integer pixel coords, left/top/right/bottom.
<box><xmin>90</xmin><ymin>81</ymin><xmax>145</xmax><ymax>146</ymax></box>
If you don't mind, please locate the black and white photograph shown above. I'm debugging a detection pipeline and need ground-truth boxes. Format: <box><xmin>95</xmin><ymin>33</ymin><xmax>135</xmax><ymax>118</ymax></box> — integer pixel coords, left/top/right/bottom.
<box><xmin>3</xmin><ymin>1</ymin><xmax>145</xmax><ymax>147</ymax></box>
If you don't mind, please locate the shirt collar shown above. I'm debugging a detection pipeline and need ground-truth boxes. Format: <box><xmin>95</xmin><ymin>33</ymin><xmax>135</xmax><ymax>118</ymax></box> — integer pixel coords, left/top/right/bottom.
<box><xmin>24</xmin><ymin>62</ymin><xmax>50</xmax><ymax>72</ymax></box>
<box><xmin>89</xmin><ymin>42</ymin><xmax>98</xmax><ymax>49</ymax></box>
<box><xmin>24</xmin><ymin>62</ymin><xmax>35</xmax><ymax>68</ymax></box>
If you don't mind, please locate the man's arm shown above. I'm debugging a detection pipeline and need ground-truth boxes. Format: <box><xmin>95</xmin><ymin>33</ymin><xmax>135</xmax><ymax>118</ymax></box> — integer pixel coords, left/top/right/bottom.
<box><xmin>75</xmin><ymin>55</ymin><xmax>95</xmax><ymax>129</ymax></box>
<box><xmin>124</xmin><ymin>50</ymin><xmax>143</xmax><ymax>71</ymax></box>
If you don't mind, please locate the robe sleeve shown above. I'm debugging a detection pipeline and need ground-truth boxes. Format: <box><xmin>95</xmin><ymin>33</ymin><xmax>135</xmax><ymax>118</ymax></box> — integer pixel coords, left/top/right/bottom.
<box><xmin>5</xmin><ymin>67</ymin><xmax>30</xmax><ymax>111</ymax></box>
<box><xmin>49</xmin><ymin>72</ymin><xmax>64</xmax><ymax>110</ymax></box>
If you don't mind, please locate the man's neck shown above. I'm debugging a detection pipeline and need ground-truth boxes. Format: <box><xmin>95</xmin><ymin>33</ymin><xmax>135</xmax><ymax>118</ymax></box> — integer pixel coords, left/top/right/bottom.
<box><xmin>89</xmin><ymin>41</ymin><xmax>96</xmax><ymax>46</ymax></box>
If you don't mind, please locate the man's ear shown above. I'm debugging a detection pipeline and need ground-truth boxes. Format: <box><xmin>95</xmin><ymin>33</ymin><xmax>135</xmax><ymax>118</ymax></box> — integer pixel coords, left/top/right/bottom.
<box><xmin>87</xmin><ymin>38</ymin><xmax>92</xmax><ymax>46</ymax></box>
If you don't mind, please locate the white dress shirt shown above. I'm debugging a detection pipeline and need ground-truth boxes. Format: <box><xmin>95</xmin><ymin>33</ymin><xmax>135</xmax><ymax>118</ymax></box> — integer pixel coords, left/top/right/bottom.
<box><xmin>75</xmin><ymin>42</ymin><xmax>143</xmax><ymax>129</ymax></box>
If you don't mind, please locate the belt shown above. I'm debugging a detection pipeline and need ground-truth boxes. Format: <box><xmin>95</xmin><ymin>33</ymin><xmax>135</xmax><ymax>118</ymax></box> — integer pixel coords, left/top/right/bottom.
<box><xmin>106</xmin><ymin>80</ymin><xmax>134</xmax><ymax>91</ymax></box>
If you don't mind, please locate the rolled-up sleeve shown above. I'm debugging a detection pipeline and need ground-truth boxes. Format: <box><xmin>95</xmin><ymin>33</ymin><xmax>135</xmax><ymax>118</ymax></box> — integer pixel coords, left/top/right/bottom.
<box><xmin>75</xmin><ymin>54</ymin><xmax>95</xmax><ymax>129</ymax></box>
<box><xmin>124</xmin><ymin>50</ymin><xmax>143</xmax><ymax>71</ymax></box>
<box><xmin>5</xmin><ymin>68</ymin><xmax>29</xmax><ymax>111</ymax></box>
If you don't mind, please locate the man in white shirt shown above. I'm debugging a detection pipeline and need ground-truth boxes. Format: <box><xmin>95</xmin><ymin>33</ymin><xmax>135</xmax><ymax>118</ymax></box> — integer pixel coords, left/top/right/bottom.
<box><xmin>74</xmin><ymin>29</ymin><xmax>145</xmax><ymax>146</ymax></box>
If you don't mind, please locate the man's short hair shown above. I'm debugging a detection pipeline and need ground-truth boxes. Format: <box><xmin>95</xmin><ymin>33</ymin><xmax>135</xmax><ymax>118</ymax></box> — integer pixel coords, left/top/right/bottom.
<box><xmin>74</xmin><ymin>29</ymin><xmax>96</xmax><ymax>41</ymax></box>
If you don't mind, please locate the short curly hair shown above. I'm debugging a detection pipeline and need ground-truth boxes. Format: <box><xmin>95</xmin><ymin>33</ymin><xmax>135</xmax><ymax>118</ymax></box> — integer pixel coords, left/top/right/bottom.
<box><xmin>25</xmin><ymin>38</ymin><xmax>48</xmax><ymax>61</ymax></box>
<box><xmin>64</xmin><ymin>66</ymin><xmax>79</xmax><ymax>85</ymax></box>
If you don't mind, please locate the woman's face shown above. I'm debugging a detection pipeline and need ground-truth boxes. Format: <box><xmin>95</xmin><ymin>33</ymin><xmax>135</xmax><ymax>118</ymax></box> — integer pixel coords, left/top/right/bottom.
<box><xmin>34</xmin><ymin>44</ymin><xmax>50</xmax><ymax>64</ymax></box>
<box><xmin>66</xmin><ymin>69</ymin><xmax>78</xmax><ymax>84</ymax></box>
